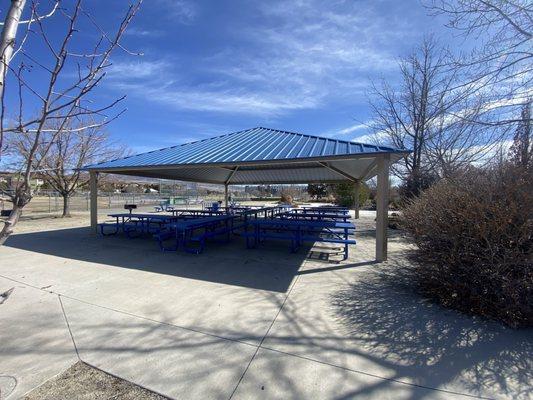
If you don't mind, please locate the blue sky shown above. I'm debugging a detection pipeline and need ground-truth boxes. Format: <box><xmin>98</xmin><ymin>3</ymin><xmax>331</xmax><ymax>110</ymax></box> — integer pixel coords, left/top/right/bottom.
<box><xmin>7</xmin><ymin>0</ymin><xmax>469</xmax><ymax>154</ymax></box>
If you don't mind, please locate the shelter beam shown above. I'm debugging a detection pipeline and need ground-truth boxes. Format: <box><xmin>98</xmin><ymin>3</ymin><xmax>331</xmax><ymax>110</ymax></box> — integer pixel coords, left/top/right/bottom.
<box><xmin>317</xmin><ymin>162</ymin><xmax>357</xmax><ymax>182</ymax></box>
<box><xmin>360</xmin><ymin>158</ymin><xmax>379</xmax><ymax>181</ymax></box>
<box><xmin>225</xmin><ymin>166</ymin><xmax>239</xmax><ymax>184</ymax></box>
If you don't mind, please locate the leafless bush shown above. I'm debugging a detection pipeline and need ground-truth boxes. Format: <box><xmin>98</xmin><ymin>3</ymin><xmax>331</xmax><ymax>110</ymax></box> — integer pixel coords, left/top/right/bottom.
<box><xmin>280</xmin><ymin>192</ymin><xmax>293</xmax><ymax>205</ymax></box>
<box><xmin>401</xmin><ymin>165</ymin><xmax>532</xmax><ymax>328</ymax></box>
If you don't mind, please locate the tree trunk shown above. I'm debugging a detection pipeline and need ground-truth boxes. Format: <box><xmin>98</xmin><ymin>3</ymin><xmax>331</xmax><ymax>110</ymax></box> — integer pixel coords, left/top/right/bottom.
<box><xmin>0</xmin><ymin>0</ymin><xmax>27</xmax><ymax>95</ymax></box>
<box><xmin>62</xmin><ymin>194</ymin><xmax>71</xmax><ymax>217</ymax></box>
<box><xmin>0</xmin><ymin>205</ymin><xmax>22</xmax><ymax>245</ymax></box>
<box><xmin>0</xmin><ymin>0</ymin><xmax>27</xmax><ymax>152</ymax></box>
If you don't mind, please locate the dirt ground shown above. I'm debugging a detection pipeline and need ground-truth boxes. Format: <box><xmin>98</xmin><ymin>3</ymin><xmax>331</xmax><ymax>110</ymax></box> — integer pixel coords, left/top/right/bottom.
<box><xmin>22</xmin><ymin>362</ymin><xmax>168</xmax><ymax>400</ymax></box>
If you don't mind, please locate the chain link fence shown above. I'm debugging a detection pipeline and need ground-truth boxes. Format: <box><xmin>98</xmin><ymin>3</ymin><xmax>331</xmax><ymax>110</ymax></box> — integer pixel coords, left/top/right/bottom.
<box><xmin>1</xmin><ymin>187</ymin><xmax>310</xmax><ymax>215</ymax></box>
<box><xmin>0</xmin><ymin>191</ymin><xmax>214</xmax><ymax>214</ymax></box>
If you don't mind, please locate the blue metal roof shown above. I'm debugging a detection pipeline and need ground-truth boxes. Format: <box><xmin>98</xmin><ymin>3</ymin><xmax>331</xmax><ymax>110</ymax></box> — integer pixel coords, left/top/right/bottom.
<box><xmin>85</xmin><ymin>127</ymin><xmax>407</xmax><ymax>171</ymax></box>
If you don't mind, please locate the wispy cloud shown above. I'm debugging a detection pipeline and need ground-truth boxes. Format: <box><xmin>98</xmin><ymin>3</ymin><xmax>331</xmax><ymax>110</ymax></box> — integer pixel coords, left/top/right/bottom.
<box><xmin>107</xmin><ymin>57</ymin><xmax>321</xmax><ymax>116</ymax></box>
<box><xmin>157</xmin><ymin>0</ymin><xmax>196</xmax><ymax>24</ymax></box>
<box><xmin>352</xmin><ymin>131</ymin><xmax>384</xmax><ymax>144</ymax></box>
<box><xmin>113</xmin><ymin>79</ymin><xmax>318</xmax><ymax>115</ymax></box>
<box><xmin>124</xmin><ymin>27</ymin><xmax>164</xmax><ymax>37</ymax></box>
<box><xmin>106</xmin><ymin>0</ymin><xmax>410</xmax><ymax>116</ymax></box>
<box><xmin>108</xmin><ymin>60</ymin><xmax>172</xmax><ymax>80</ymax></box>
<box><xmin>337</xmin><ymin>123</ymin><xmax>368</xmax><ymax>135</ymax></box>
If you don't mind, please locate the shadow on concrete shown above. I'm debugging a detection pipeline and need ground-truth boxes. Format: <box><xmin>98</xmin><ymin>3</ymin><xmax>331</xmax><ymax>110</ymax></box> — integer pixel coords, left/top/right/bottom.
<box><xmin>355</xmin><ymin>228</ymin><xmax>405</xmax><ymax>240</ymax></box>
<box><xmin>329</xmin><ymin>265</ymin><xmax>533</xmax><ymax>400</ymax></box>
<box><xmin>3</xmin><ymin>227</ymin><xmax>366</xmax><ymax>293</ymax></box>
<box><xmin>297</xmin><ymin>260</ymin><xmax>378</xmax><ymax>275</ymax></box>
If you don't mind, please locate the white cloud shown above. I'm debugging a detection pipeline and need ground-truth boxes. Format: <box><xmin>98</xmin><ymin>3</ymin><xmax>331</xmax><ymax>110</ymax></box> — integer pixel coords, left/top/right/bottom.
<box><xmin>352</xmin><ymin>130</ymin><xmax>390</xmax><ymax>144</ymax></box>
<box><xmin>124</xmin><ymin>27</ymin><xmax>163</xmax><ymax>37</ymax></box>
<box><xmin>469</xmin><ymin>139</ymin><xmax>514</xmax><ymax>165</ymax></box>
<box><xmin>108</xmin><ymin>60</ymin><xmax>172</xmax><ymax>80</ymax></box>
<box><xmin>337</xmin><ymin>123</ymin><xmax>368</xmax><ymax>135</ymax></box>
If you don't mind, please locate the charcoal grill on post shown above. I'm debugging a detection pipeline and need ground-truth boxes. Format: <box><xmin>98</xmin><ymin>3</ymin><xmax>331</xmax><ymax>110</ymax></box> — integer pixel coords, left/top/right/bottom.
<box><xmin>124</xmin><ymin>204</ymin><xmax>137</xmax><ymax>215</ymax></box>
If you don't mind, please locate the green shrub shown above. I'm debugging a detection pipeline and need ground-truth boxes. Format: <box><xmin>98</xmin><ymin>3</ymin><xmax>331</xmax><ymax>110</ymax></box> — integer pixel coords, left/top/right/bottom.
<box><xmin>329</xmin><ymin>182</ymin><xmax>369</xmax><ymax>208</ymax></box>
<box><xmin>401</xmin><ymin>166</ymin><xmax>532</xmax><ymax>328</ymax></box>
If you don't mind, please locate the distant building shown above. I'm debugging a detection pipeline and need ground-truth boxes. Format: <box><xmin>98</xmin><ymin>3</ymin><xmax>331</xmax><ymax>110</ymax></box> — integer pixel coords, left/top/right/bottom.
<box><xmin>0</xmin><ymin>171</ymin><xmax>44</xmax><ymax>190</ymax></box>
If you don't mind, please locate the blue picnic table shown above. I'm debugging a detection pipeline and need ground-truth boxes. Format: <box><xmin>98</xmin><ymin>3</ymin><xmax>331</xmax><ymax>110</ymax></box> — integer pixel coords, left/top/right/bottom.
<box><xmin>170</xmin><ymin>209</ymin><xmax>226</xmax><ymax>218</ymax></box>
<box><xmin>231</xmin><ymin>206</ymin><xmax>284</xmax><ymax>231</ymax></box>
<box><xmin>244</xmin><ymin>218</ymin><xmax>356</xmax><ymax>259</ymax></box>
<box><xmin>101</xmin><ymin>213</ymin><xmax>180</xmax><ymax>237</ymax></box>
<box><xmin>155</xmin><ymin>214</ymin><xmax>236</xmax><ymax>254</ymax></box>
<box><xmin>241</xmin><ymin>206</ymin><xmax>283</xmax><ymax>220</ymax></box>
<box><xmin>277</xmin><ymin>211</ymin><xmax>351</xmax><ymax>222</ymax></box>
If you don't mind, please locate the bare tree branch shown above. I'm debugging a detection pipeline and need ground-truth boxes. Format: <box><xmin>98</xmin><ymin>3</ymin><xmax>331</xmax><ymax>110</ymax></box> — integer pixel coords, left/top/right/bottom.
<box><xmin>0</xmin><ymin>0</ymin><xmax>142</xmax><ymax>243</ymax></box>
<box><xmin>368</xmin><ymin>37</ymin><xmax>505</xmax><ymax>195</ymax></box>
<box><xmin>0</xmin><ymin>1</ymin><xmax>59</xmax><ymax>26</ymax></box>
<box><xmin>426</xmin><ymin>0</ymin><xmax>532</xmax><ymax>126</ymax></box>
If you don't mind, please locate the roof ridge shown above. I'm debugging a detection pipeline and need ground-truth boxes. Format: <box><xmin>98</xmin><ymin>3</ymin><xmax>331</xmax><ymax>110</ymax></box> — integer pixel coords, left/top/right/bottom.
<box><xmin>253</xmin><ymin>126</ymin><xmax>399</xmax><ymax>150</ymax></box>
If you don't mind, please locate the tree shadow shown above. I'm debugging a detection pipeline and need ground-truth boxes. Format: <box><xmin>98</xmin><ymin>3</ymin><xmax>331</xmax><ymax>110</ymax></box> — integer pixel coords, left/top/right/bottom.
<box><xmin>3</xmin><ymin>227</ymin><xmax>314</xmax><ymax>292</ymax></box>
<box><xmin>2</xmin><ymin>296</ymin><xmax>262</xmax><ymax>400</ymax></box>
<box><xmin>330</xmin><ymin>263</ymin><xmax>533</xmax><ymax>399</ymax></box>
<box><xmin>2</xmin><ymin>227</ymin><xmax>361</xmax><ymax>293</ymax></box>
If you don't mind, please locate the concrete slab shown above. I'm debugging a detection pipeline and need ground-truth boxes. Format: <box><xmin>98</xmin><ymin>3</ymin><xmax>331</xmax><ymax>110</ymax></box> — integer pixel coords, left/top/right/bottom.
<box><xmin>2</xmin><ymin>213</ymin><xmax>530</xmax><ymax>400</ymax></box>
<box><xmin>232</xmin><ymin>347</ymin><xmax>452</xmax><ymax>400</ymax></box>
<box><xmin>261</xmin><ymin>264</ymin><xmax>533</xmax><ymax>400</ymax></box>
<box><xmin>0</xmin><ymin>278</ymin><xmax>77</xmax><ymax>399</ymax></box>
<box><xmin>60</xmin><ymin>296</ymin><xmax>257</xmax><ymax>400</ymax></box>
<box><xmin>1</xmin><ymin>227</ymin><xmax>305</xmax><ymax>345</ymax></box>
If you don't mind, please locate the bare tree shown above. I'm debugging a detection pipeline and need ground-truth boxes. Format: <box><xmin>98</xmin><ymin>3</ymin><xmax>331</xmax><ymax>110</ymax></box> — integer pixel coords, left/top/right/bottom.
<box><xmin>0</xmin><ymin>0</ymin><xmax>142</xmax><ymax>244</ymax></box>
<box><xmin>0</xmin><ymin>0</ymin><xmax>59</xmax><ymax>150</ymax></box>
<box><xmin>9</xmin><ymin>117</ymin><xmax>124</xmax><ymax>217</ymax></box>
<box><xmin>369</xmin><ymin>37</ymin><xmax>499</xmax><ymax>195</ymax></box>
<box><xmin>424</xmin><ymin>95</ymin><xmax>505</xmax><ymax>177</ymax></box>
<box><xmin>427</xmin><ymin>0</ymin><xmax>532</xmax><ymax>126</ymax></box>
<box><xmin>0</xmin><ymin>0</ymin><xmax>27</xmax><ymax>108</ymax></box>
<box><xmin>509</xmin><ymin>98</ymin><xmax>532</xmax><ymax>170</ymax></box>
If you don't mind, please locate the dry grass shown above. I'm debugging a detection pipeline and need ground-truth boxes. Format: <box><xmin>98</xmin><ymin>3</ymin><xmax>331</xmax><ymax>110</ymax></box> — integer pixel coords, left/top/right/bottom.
<box><xmin>23</xmin><ymin>362</ymin><xmax>168</xmax><ymax>400</ymax></box>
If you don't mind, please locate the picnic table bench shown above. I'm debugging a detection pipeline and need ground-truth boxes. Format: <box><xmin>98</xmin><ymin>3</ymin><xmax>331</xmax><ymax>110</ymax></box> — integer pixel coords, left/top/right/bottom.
<box><xmin>299</xmin><ymin>206</ymin><xmax>350</xmax><ymax>214</ymax></box>
<box><xmin>155</xmin><ymin>214</ymin><xmax>236</xmax><ymax>254</ymax></box>
<box><xmin>244</xmin><ymin>218</ymin><xmax>355</xmax><ymax>259</ymax></box>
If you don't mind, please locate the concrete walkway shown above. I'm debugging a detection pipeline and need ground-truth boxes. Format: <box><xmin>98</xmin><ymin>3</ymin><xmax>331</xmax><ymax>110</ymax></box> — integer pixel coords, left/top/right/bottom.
<box><xmin>0</xmin><ymin>212</ymin><xmax>531</xmax><ymax>399</ymax></box>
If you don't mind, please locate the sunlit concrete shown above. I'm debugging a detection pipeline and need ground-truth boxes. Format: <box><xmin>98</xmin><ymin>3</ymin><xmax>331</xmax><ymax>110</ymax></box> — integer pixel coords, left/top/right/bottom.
<box><xmin>0</xmin><ymin>278</ymin><xmax>78</xmax><ymax>399</ymax></box>
<box><xmin>0</xmin><ymin>211</ymin><xmax>529</xmax><ymax>399</ymax></box>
